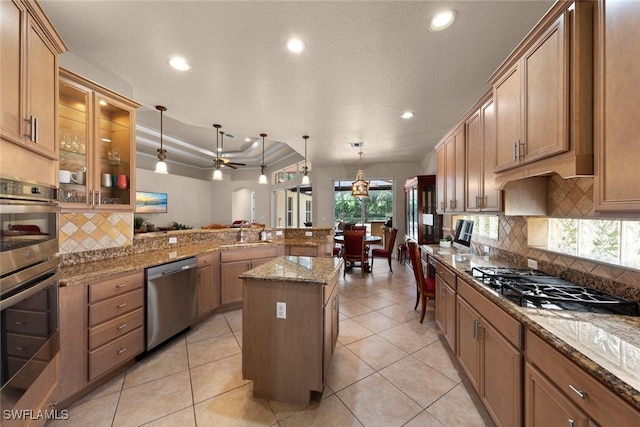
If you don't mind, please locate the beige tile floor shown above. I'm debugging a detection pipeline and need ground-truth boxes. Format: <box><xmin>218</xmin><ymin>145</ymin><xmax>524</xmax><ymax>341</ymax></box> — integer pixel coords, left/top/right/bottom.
<box><xmin>48</xmin><ymin>257</ymin><xmax>495</xmax><ymax>427</ymax></box>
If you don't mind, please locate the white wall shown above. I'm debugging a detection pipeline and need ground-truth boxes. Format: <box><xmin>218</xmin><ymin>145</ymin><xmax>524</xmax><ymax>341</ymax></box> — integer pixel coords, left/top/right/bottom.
<box><xmin>135</xmin><ymin>169</ymin><xmax>214</xmax><ymax>228</ymax></box>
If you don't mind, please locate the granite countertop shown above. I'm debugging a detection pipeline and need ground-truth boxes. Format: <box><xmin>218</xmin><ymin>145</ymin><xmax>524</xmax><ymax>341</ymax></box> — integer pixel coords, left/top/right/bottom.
<box><xmin>59</xmin><ymin>239</ymin><xmax>328</xmax><ymax>287</ymax></box>
<box><xmin>239</xmin><ymin>256</ymin><xmax>343</xmax><ymax>285</ymax></box>
<box><xmin>421</xmin><ymin>244</ymin><xmax>640</xmax><ymax>411</ymax></box>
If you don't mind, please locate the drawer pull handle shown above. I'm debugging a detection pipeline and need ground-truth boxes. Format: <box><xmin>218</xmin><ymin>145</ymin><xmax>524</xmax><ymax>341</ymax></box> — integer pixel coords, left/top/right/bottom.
<box><xmin>568</xmin><ymin>384</ymin><xmax>587</xmax><ymax>399</ymax></box>
<box><xmin>117</xmin><ymin>303</ymin><xmax>127</xmax><ymax>308</ymax></box>
<box><xmin>117</xmin><ymin>324</ymin><xmax>127</xmax><ymax>330</ymax></box>
<box><xmin>116</xmin><ymin>283</ymin><xmax>127</xmax><ymax>288</ymax></box>
<box><xmin>473</xmin><ymin>320</ymin><xmax>478</xmax><ymax>339</ymax></box>
<box><xmin>117</xmin><ymin>347</ymin><xmax>127</xmax><ymax>355</ymax></box>
<box><xmin>49</xmin><ymin>398</ymin><xmax>59</xmax><ymax>409</ymax></box>
<box><xmin>15</xmin><ymin>321</ymin><xmax>25</xmax><ymax>325</ymax></box>
<box><xmin>16</xmin><ymin>346</ymin><xmax>27</xmax><ymax>351</ymax></box>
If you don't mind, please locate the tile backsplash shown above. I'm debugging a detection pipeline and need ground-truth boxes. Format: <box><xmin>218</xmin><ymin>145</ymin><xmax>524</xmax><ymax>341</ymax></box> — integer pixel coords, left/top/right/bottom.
<box><xmin>59</xmin><ymin>213</ymin><xmax>133</xmax><ymax>254</ymax></box>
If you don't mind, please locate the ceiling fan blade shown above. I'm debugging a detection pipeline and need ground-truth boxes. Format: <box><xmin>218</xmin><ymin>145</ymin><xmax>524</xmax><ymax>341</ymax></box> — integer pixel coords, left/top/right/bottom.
<box><xmin>227</xmin><ymin>162</ymin><xmax>246</xmax><ymax>166</ymax></box>
<box><xmin>226</xmin><ymin>163</ymin><xmax>238</xmax><ymax>169</ymax></box>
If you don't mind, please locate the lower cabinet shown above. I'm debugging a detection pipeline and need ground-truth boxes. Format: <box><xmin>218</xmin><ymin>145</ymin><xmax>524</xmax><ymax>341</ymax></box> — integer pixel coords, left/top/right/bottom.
<box><xmin>287</xmin><ymin>245</ymin><xmax>319</xmax><ymax>257</ymax></box>
<box><xmin>434</xmin><ymin>260</ymin><xmax>457</xmax><ymax>352</ymax></box>
<box><xmin>196</xmin><ymin>252</ymin><xmax>220</xmax><ymax>321</ymax></box>
<box><xmin>220</xmin><ymin>246</ymin><xmax>278</xmax><ymax>306</ymax></box>
<box><xmin>456</xmin><ymin>277</ymin><xmax>522</xmax><ymax>427</ymax></box>
<box><xmin>323</xmin><ymin>282</ymin><xmax>339</xmax><ymax>380</ymax></box>
<box><xmin>59</xmin><ymin>271</ymin><xmax>144</xmax><ymax>403</ymax></box>
<box><xmin>525</xmin><ymin>329</ymin><xmax>639</xmax><ymax>427</ymax></box>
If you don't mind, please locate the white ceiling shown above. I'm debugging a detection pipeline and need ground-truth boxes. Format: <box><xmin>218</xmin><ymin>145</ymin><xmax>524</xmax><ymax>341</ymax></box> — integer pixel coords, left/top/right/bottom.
<box><xmin>42</xmin><ymin>0</ymin><xmax>554</xmax><ymax>172</ymax></box>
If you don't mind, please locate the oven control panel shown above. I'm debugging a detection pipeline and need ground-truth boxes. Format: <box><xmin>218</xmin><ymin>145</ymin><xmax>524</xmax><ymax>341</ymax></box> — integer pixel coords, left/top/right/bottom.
<box><xmin>0</xmin><ymin>177</ymin><xmax>57</xmax><ymax>202</ymax></box>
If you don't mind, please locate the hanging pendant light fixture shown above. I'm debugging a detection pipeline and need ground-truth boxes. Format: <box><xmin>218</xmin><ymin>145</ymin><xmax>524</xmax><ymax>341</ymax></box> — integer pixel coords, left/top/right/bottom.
<box><xmin>154</xmin><ymin>105</ymin><xmax>168</xmax><ymax>174</ymax></box>
<box><xmin>301</xmin><ymin>135</ymin><xmax>310</xmax><ymax>185</ymax></box>
<box><xmin>212</xmin><ymin>124</ymin><xmax>223</xmax><ymax>181</ymax></box>
<box><xmin>259</xmin><ymin>133</ymin><xmax>268</xmax><ymax>184</ymax></box>
<box><xmin>351</xmin><ymin>150</ymin><xmax>369</xmax><ymax>197</ymax></box>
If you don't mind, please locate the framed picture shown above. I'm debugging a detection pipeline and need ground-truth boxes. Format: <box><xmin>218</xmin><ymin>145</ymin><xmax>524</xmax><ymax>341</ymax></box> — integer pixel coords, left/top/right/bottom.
<box><xmin>135</xmin><ymin>191</ymin><xmax>168</xmax><ymax>213</ymax></box>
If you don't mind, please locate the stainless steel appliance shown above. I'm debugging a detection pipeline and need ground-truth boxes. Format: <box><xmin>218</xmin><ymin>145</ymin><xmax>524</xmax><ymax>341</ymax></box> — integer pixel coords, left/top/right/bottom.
<box><xmin>145</xmin><ymin>257</ymin><xmax>197</xmax><ymax>352</ymax></box>
<box><xmin>470</xmin><ymin>266</ymin><xmax>639</xmax><ymax>316</ymax></box>
<box><xmin>1</xmin><ymin>177</ymin><xmax>60</xmax><ymax>409</ymax></box>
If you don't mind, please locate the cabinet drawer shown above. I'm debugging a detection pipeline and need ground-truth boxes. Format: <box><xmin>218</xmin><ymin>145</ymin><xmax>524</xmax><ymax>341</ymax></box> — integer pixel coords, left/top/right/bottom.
<box><xmin>458</xmin><ymin>278</ymin><xmax>522</xmax><ymax>348</ymax></box>
<box><xmin>220</xmin><ymin>246</ymin><xmax>277</xmax><ymax>263</ymax></box>
<box><xmin>289</xmin><ymin>246</ymin><xmax>318</xmax><ymax>257</ymax></box>
<box><xmin>88</xmin><ymin>308</ymin><xmax>144</xmax><ymax>351</ymax></box>
<box><xmin>89</xmin><ymin>288</ymin><xmax>143</xmax><ymax>326</ymax></box>
<box><xmin>4</xmin><ymin>309</ymin><xmax>51</xmax><ymax>335</ymax></box>
<box><xmin>197</xmin><ymin>252</ymin><xmax>216</xmax><ymax>268</ymax></box>
<box><xmin>6</xmin><ymin>334</ymin><xmax>48</xmax><ymax>359</ymax></box>
<box><xmin>88</xmin><ymin>327</ymin><xmax>144</xmax><ymax>381</ymax></box>
<box><xmin>526</xmin><ymin>329</ymin><xmax>639</xmax><ymax>426</ymax></box>
<box><xmin>88</xmin><ymin>271</ymin><xmax>143</xmax><ymax>303</ymax></box>
<box><xmin>435</xmin><ymin>260</ymin><xmax>456</xmax><ymax>290</ymax></box>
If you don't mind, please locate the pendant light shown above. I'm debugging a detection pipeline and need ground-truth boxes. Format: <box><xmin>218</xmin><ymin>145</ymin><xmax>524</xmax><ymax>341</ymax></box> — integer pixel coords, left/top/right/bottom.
<box><xmin>259</xmin><ymin>133</ymin><xmax>268</xmax><ymax>184</ymax></box>
<box><xmin>351</xmin><ymin>151</ymin><xmax>369</xmax><ymax>197</ymax></box>
<box><xmin>212</xmin><ymin>124</ymin><xmax>223</xmax><ymax>180</ymax></box>
<box><xmin>154</xmin><ymin>105</ymin><xmax>168</xmax><ymax>174</ymax></box>
<box><xmin>301</xmin><ymin>135</ymin><xmax>310</xmax><ymax>185</ymax></box>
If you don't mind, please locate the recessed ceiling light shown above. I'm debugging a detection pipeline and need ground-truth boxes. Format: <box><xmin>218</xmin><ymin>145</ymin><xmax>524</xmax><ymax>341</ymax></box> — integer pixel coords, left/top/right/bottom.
<box><xmin>168</xmin><ymin>56</ymin><xmax>191</xmax><ymax>71</ymax></box>
<box><xmin>429</xmin><ymin>10</ymin><xmax>457</xmax><ymax>32</ymax></box>
<box><xmin>401</xmin><ymin>111</ymin><xmax>414</xmax><ymax>119</ymax></box>
<box><xmin>245</xmin><ymin>137</ymin><xmax>251</xmax><ymax>142</ymax></box>
<box><xmin>99</xmin><ymin>100</ymin><xmax>107</xmax><ymax>106</ymax></box>
<box><xmin>287</xmin><ymin>38</ymin><xmax>306</xmax><ymax>53</ymax></box>
<box><xmin>349</xmin><ymin>142</ymin><xmax>365</xmax><ymax>149</ymax></box>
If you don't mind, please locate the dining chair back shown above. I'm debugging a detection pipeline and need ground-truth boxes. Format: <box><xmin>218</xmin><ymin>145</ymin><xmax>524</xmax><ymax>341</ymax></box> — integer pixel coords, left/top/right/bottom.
<box><xmin>370</xmin><ymin>227</ymin><xmax>398</xmax><ymax>273</ymax></box>
<box><xmin>342</xmin><ymin>230</ymin><xmax>367</xmax><ymax>277</ymax></box>
<box><xmin>351</xmin><ymin>225</ymin><xmax>366</xmax><ymax>233</ymax></box>
<box><xmin>407</xmin><ymin>241</ymin><xmax>436</xmax><ymax>323</ymax></box>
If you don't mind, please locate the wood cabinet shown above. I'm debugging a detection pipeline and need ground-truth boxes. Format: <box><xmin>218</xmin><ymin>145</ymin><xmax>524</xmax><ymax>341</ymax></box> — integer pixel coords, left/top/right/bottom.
<box><xmin>0</xmin><ymin>0</ymin><xmax>66</xmax><ymax>186</ymax></box>
<box><xmin>404</xmin><ymin>175</ymin><xmax>442</xmax><ymax>244</ymax></box>
<box><xmin>58</xmin><ymin>68</ymin><xmax>140</xmax><ymax>211</ymax></box>
<box><xmin>594</xmin><ymin>0</ymin><xmax>640</xmax><ymax>211</ymax></box>
<box><xmin>465</xmin><ymin>94</ymin><xmax>502</xmax><ymax>212</ymax></box>
<box><xmin>288</xmin><ymin>245</ymin><xmax>318</xmax><ymax>257</ymax></box>
<box><xmin>196</xmin><ymin>252</ymin><xmax>221</xmax><ymax>321</ymax></box>
<box><xmin>456</xmin><ymin>277</ymin><xmax>523</xmax><ymax>427</ymax></box>
<box><xmin>220</xmin><ymin>246</ymin><xmax>278</xmax><ymax>305</ymax></box>
<box><xmin>525</xmin><ymin>329</ymin><xmax>639</xmax><ymax>427</ymax></box>
<box><xmin>437</xmin><ymin>125</ymin><xmax>465</xmax><ymax>213</ymax></box>
<box><xmin>59</xmin><ymin>271</ymin><xmax>144</xmax><ymax>403</ymax></box>
<box><xmin>490</xmin><ymin>1</ymin><xmax>593</xmax><ymax>184</ymax></box>
<box><xmin>3</xmin><ymin>355</ymin><xmax>59</xmax><ymax>427</ymax></box>
<box><xmin>242</xmin><ymin>265</ymin><xmax>339</xmax><ymax>405</ymax></box>
<box><xmin>434</xmin><ymin>260</ymin><xmax>456</xmax><ymax>352</ymax></box>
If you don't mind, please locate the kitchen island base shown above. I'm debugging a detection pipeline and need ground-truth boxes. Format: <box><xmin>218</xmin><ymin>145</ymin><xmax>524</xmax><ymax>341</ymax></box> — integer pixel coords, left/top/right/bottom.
<box><xmin>241</xmin><ymin>256</ymin><xmax>341</xmax><ymax>405</ymax></box>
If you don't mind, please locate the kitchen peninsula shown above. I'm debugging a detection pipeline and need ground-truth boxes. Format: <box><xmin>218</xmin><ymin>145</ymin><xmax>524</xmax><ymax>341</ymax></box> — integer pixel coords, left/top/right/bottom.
<box><xmin>240</xmin><ymin>256</ymin><xmax>342</xmax><ymax>405</ymax></box>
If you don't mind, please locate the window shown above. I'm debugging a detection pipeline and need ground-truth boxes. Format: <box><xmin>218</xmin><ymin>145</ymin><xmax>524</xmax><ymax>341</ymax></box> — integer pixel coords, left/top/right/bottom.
<box><xmin>452</xmin><ymin>215</ymin><xmax>499</xmax><ymax>240</ymax></box>
<box><xmin>274</xmin><ymin>160</ymin><xmax>311</xmax><ymax>184</ymax></box>
<box><xmin>305</xmin><ymin>200</ymin><xmax>311</xmax><ymax>223</ymax></box>
<box><xmin>548</xmin><ymin>218</ymin><xmax>640</xmax><ymax>268</ymax></box>
<box><xmin>287</xmin><ymin>196</ymin><xmax>293</xmax><ymax>226</ymax></box>
<box><xmin>333</xmin><ymin>179</ymin><xmax>393</xmax><ymax>225</ymax></box>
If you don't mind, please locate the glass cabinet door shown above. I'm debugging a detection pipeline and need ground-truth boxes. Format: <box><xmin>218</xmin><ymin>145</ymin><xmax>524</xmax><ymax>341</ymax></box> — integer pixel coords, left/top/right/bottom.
<box><xmin>58</xmin><ymin>81</ymin><xmax>90</xmax><ymax>206</ymax></box>
<box><xmin>96</xmin><ymin>97</ymin><xmax>132</xmax><ymax>208</ymax></box>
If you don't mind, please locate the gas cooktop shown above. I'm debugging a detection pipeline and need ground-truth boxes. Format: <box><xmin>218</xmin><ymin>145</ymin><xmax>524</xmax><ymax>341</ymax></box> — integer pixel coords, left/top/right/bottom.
<box><xmin>469</xmin><ymin>266</ymin><xmax>639</xmax><ymax>316</ymax></box>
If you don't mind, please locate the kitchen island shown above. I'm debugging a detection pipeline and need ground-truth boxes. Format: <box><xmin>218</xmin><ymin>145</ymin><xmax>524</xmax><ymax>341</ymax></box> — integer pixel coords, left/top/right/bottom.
<box><xmin>240</xmin><ymin>256</ymin><xmax>342</xmax><ymax>405</ymax></box>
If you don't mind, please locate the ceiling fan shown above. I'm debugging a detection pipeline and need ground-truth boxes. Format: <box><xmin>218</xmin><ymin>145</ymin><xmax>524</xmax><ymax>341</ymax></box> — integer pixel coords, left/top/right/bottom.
<box><xmin>212</xmin><ymin>124</ymin><xmax>246</xmax><ymax>170</ymax></box>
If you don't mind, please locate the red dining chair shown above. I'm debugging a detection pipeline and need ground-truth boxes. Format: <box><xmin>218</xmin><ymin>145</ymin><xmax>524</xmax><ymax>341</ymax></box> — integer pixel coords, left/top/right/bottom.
<box><xmin>370</xmin><ymin>227</ymin><xmax>397</xmax><ymax>273</ymax></box>
<box><xmin>407</xmin><ymin>241</ymin><xmax>436</xmax><ymax>323</ymax></box>
<box><xmin>342</xmin><ymin>230</ymin><xmax>367</xmax><ymax>277</ymax></box>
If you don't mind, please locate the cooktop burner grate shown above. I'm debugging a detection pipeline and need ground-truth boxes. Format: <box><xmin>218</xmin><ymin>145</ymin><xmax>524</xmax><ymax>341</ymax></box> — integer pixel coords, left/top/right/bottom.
<box><xmin>468</xmin><ymin>266</ymin><xmax>639</xmax><ymax>316</ymax></box>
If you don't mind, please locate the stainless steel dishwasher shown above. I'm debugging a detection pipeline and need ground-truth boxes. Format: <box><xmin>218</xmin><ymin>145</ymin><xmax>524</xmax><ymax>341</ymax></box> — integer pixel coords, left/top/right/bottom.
<box><xmin>145</xmin><ymin>257</ymin><xmax>198</xmax><ymax>351</ymax></box>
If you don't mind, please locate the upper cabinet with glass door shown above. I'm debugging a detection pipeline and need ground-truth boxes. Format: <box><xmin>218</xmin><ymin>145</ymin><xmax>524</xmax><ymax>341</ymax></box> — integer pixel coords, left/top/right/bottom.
<box><xmin>58</xmin><ymin>68</ymin><xmax>140</xmax><ymax>211</ymax></box>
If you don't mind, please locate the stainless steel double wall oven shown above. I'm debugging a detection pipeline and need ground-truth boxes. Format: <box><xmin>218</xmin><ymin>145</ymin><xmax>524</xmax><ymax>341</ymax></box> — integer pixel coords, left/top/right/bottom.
<box><xmin>0</xmin><ymin>177</ymin><xmax>59</xmax><ymax>410</ymax></box>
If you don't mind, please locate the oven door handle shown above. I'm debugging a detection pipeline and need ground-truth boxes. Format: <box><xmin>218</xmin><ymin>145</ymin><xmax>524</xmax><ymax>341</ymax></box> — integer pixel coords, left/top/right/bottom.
<box><xmin>0</xmin><ymin>271</ymin><xmax>59</xmax><ymax>311</ymax></box>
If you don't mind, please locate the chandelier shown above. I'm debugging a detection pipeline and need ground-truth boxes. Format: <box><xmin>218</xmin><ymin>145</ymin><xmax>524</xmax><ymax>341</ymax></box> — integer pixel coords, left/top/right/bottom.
<box><xmin>351</xmin><ymin>151</ymin><xmax>369</xmax><ymax>197</ymax></box>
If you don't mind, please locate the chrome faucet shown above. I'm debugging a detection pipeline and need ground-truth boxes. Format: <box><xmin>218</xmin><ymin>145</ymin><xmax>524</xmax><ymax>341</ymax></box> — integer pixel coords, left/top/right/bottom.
<box><xmin>239</xmin><ymin>220</ymin><xmax>253</xmax><ymax>242</ymax></box>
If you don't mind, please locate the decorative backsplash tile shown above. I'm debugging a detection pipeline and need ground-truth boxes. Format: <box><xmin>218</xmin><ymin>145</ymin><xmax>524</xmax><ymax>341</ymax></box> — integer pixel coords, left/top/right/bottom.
<box><xmin>547</xmin><ymin>175</ymin><xmax>595</xmax><ymax>217</ymax></box>
<box><xmin>59</xmin><ymin>213</ymin><xmax>133</xmax><ymax>254</ymax></box>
